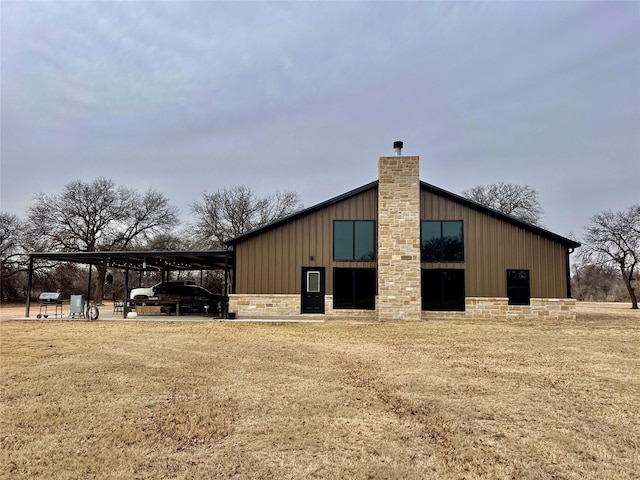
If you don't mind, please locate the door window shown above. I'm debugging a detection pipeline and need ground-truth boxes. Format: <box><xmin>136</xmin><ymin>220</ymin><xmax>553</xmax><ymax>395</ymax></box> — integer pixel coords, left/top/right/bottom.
<box><xmin>307</xmin><ymin>271</ymin><xmax>320</xmax><ymax>293</ymax></box>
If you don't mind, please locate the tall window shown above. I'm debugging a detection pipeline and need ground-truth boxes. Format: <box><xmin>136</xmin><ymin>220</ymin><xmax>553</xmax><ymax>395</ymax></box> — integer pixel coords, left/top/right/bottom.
<box><xmin>507</xmin><ymin>270</ymin><xmax>530</xmax><ymax>305</ymax></box>
<box><xmin>334</xmin><ymin>220</ymin><xmax>375</xmax><ymax>261</ymax></box>
<box><xmin>333</xmin><ymin>268</ymin><xmax>376</xmax><ymax>309</ymax></box>
<box><xmin>421</xmin><ymin>221</ymin><xmax>464</xmax><ymax>262</ymax></box>
<box><xmin>422</xmin><ymin>269</ymin><xmax>465</xmax><ymax>311</ymax></box>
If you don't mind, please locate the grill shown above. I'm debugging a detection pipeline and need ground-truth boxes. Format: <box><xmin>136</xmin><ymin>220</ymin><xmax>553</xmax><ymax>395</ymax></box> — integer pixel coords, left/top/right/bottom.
<box><xmin>38</xmin><ymin>292</ymin><xmax>64</xmax><ymax>319</ymax></box>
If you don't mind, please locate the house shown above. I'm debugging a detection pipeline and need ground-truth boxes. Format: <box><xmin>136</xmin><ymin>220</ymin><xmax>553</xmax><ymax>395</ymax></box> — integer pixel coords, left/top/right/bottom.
<box><xmin>225</xmin><ymin>146</ymin><xmax>580</xmax><ymax>321</ymax></box>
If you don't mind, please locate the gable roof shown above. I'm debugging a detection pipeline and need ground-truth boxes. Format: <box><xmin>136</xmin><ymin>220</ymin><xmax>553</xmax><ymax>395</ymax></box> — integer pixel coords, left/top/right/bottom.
<box><xmin>225</xmin><ymin>180</ymin><xmax>581</xmax><ymax>249</ymax></box>
<box><xmin>420</xmin><ymin>182</ymin><xmax>581</xmax><ymax>249</ymax></box>
<box><xmin>225</xmin><ymin>181</ymin><xmax>378</xmax><ymax>245</ymax></box>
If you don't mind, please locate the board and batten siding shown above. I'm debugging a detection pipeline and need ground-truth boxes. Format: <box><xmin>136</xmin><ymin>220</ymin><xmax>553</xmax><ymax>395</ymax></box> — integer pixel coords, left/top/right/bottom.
<box><xmin>420</xmin><ymin>189</ymin><xmax>569</xmax><ymax>298</ymax></box>
<box><xmin>233</xmin><ymin>185</ymin><xmax>570</xmax><ymax>299</ymax></box>
<box><xmin>234</xmin><ymin>187</ymin><xmax>378</xmax><ymax>294</ymax></box>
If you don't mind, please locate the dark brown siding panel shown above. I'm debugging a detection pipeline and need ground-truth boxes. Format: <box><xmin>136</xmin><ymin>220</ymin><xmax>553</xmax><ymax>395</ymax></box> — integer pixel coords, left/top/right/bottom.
<box><xmin>235</xmin><ymin>186</ymin><xmax>569</xmax><ymax>299</ymax></box>
<box><xmin>420</xmin><ymin>190</ymin><xmax>569</xmax><ymax>298</ymax></box>
<box><xmin>234</xmin><ymin>187</ymin><xmax>378</xmax><ymax>294</ymax></box>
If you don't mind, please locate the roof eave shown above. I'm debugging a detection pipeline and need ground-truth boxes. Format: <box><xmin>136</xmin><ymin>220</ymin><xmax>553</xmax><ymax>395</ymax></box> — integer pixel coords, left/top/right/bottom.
<box><xmin>420</xmin><ymin>182</ymin><xmax>581</xmax><ymax>249</ymax></box>
<box><xmin>224</xmin><ymin>179</ymin><xmax>581</xmax><ymax>250</ymax></box>
<box><xmin>224</xmin><ymin>180</ymin><xmax>378</xmax><ymax>245</ymax></box>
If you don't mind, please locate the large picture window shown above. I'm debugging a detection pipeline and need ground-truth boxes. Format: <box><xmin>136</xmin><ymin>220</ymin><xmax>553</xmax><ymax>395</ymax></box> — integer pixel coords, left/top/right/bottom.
<box><xmin>334</xmin><ymin>220</ymin><xmax>375</xmax><ymax>261</ymax></box>
<box><xmin>333</xmin><ymin>268</ymin><xmax>376</xmax><ymax>310</ymax></box>
<box><xmin>507</xmin><ymin>270</ymin><xmax>530</xmax><ymax>305</ymax></box>
<box><xmin>422</xmin><ymin>269</ymin><xmax>465</xmax><ymax>311</ymax></box>
<box><xmin>421</xmin><ymin>221</ymin><xmax>464</xmax><ymax>262</ymax></box>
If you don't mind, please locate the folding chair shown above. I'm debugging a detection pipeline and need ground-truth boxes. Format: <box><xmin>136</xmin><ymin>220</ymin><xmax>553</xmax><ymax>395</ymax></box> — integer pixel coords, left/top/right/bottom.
<box><xmin>113</xmin><ymin>293</ymin><xmax>124</xmax><ymax>314</ymax></box>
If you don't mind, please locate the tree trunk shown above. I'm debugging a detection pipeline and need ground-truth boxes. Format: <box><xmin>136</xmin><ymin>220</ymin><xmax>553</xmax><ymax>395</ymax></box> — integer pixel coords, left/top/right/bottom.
<box><xmin>621</xmin><ymin>267</ymin><xmax>638</xmax><ymax>310</ymax></box>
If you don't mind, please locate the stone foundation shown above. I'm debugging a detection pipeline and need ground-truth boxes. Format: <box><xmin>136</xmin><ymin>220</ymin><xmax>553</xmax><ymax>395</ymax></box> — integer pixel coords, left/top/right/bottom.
<box><xmin>228</xmin><ymin>294</ymin><xmax>378</xmax><ymax>320</ymax></box>
<box><xmin>228</xmin><ymin>294</ymin><xmax>301</xmax><ymax>317</ymax></box>
<box><xmin>228</xmin><ymin>294</ymin><xmax>378</xmax><ymax>319</ymax></box>
<box><xmin>228</xmin><ymin>295</ymin><xmax>576</xmax><ymax>321</ymax></box>
<box><xmin>421</xmin><ymin>297</ymin><xmax>577</xmax><ymax>321</ymax></box>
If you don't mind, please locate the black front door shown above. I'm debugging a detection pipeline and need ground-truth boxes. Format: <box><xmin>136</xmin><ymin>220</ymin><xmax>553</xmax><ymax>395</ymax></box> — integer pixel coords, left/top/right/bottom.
<box><xmin>301</xmin><ymin>267</ymin><xmax>325</xmax><ymax>314</ymax></box>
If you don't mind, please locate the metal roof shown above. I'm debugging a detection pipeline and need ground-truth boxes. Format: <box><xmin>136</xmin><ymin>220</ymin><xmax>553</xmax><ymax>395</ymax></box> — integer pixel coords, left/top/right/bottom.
<box><xmin>225</xmin><ymin>181</ymin><xmax>378</xmax><ymax>245</ymax></box>
<box><xmin>29</xmin><ymin>250</ymin><xmax>233</xmax><ymax>272</ymax></box>
<box><xmin>225</xmin><ymin>180</ymin><xmax>581</xmax><ymax>249</ymax></box>
<box><xmin>420</xmin><ymin>182</ymin><xmax>582</xmax><ymax>249</ymax></box>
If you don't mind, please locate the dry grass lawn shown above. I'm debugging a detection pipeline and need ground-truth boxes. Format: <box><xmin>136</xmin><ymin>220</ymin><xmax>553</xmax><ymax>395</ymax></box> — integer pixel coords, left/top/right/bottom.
<box><xmin>1</xmin><ymin>303</ymin><xmax>639</xmax><ymax>479</ymax></box>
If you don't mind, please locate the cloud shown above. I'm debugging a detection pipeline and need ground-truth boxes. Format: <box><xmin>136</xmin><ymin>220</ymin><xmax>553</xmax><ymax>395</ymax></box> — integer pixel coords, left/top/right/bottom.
<box><xmin>1</xmin><ymin>1</ymin><xmax>638</xmax><ymax>239</ymax></box>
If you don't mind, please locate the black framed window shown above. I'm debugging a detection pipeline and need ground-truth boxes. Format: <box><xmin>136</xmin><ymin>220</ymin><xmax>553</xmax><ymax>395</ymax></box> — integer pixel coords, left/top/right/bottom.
<box><xmin>507</xmin><ymin>270</ymin><xmax>530</xmax><ymax>305</ymax></box>
<box><xmin>334</xmin><ymin>220</ymin><xmax>375</xmax><ymax>261</ymax></box>
<box><xmin>333</xmin><ymin>268</ymin><xmax>376</xmax><ymax>310</ymax></box>
<box><xmin>422</xmin><ymin>269</ymin><xmax>465</xmax><ymax>311</ymax></box>
<box><xmin>421</xmin><ymin>221</ymin><xmax>464</xmax><ymax>262</ymax></box>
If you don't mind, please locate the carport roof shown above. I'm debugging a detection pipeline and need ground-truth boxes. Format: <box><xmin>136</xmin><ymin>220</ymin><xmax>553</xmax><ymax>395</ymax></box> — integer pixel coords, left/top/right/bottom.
<box><xmin>29</xmin><ymin>250</ymin><xmax>233</xmax><ymax>272</ymax></box>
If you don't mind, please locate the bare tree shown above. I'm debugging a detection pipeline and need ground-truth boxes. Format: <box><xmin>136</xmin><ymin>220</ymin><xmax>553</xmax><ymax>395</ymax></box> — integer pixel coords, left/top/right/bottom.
<box><xmin>28</xmin><ymin>178</ymin><xmax>179</xmax><ymax>251</ymax></box>
<box><xmin>190</xmin><ymin>186</ymin><xmax>302</xmax><ymax>248</ymax></box>
<box><xmin>571</xmin><ymin>262</ymin><xmax>628</xmax><ymax>302</ymax></box>
<box><xmin>0</xmin><ymin>211</ymin><xmax>72</xmax><ymax>302</ymax></box>
<box><xmin>0</xmin><ymin>213</ymin><xmax>22</xmax><ymax>265</ymax></box>
<box><xmin>462</xmin><ymin>182</ymin><xmax>544</xmax><ymax>226</ymax></box>
<box><xmin>27</xmin><ymin>177</ymin><xmax>179</xmax><ymax>303</ymax></box>
<box><xmin>143</xmin><ymin>231</ymin><xmax>188</xmax><ymax>251</ymax></box>
<box><xmin>580</xmin><ymin>204</ymin><xmax>639</xmax><ymax>309</ymax></box>
<box><xmin>0</xmin><ymin>212</ymin><xmax>26</xmax><ymax>302</ymax></box>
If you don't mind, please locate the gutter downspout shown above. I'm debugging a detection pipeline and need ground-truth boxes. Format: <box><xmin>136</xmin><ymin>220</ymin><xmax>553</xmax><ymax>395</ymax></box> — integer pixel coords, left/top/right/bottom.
<box><xmin>566</xmin><ymin>247</ymin><xmax>575</xmax><ymax>298</ymax></box>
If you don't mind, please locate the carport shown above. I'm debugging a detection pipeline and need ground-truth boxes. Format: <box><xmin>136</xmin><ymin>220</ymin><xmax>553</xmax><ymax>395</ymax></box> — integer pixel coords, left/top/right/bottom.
<box><xmin>25</xmin><ymin>250</ymin><xmax>234</xmax><ymax>318</ymax></box>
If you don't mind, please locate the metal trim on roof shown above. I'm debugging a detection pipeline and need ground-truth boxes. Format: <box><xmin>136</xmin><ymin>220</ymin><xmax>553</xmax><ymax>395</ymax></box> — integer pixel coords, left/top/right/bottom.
<box><xmin>225</xmin><ymin>181</ymin><xmax>378</xmax><ymax>245</ymax></box>
<box><xmin>224</xmin><ymin>180</ymin><xmax>580</xmax><ymax>249</ymax></box>
<box><xmin>420</xmin><ymin>182</ymin><xmax>581</xmax><ymax>249</ymax></box>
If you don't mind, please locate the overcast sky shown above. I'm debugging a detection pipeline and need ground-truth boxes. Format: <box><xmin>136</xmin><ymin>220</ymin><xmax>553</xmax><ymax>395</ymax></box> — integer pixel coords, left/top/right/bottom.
<box><xmin>1</xmin><ymin>1</ymin><xmax>638</xmax><ymax>241</ymax></box>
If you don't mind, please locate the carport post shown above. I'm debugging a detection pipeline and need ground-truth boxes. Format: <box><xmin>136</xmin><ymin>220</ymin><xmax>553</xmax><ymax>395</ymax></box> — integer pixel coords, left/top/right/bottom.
<box><xmin>25</xmin><ymin>255</ymin><xmax>34</xmax><ymax>317</ymax></box>
<box><xmin>87</xmin><ymin>264</ymin><xmax>92</xmax><ymax>304</ymax></box>
<box><xmin>223</xmin><ymin>251</ymin><xmax>229</xmax><ymax>318</ymax></box>
<box><xmin>124</xmin><ymin>266</ymin><xmax>129</xmax><ymax>318</ymax></box>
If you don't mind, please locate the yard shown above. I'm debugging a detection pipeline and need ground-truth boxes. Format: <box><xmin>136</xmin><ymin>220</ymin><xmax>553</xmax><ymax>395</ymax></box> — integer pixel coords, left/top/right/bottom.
<box><xmin>1</xmin><ymin>303</ymin><xmax>638</xmax><ymax>479</ymax></box>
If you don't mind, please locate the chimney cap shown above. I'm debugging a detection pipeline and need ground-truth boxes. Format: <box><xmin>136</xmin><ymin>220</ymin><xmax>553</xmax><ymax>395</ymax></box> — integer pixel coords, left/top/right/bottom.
<box><xmin>393</xmin><ymin>140</ymin><xmax>403</xmax><ymax>155</ymax></box>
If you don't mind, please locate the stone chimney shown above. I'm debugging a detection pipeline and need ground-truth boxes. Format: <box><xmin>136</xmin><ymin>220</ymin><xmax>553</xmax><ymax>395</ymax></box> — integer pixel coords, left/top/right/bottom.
<box><xmin>377</xmin><ymin>145</ymin><xmax>422</xmax><ymax>321</ymax></box>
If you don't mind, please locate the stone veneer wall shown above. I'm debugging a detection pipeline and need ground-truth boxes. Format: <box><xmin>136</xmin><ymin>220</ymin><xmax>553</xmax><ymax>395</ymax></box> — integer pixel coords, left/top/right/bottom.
<box><xmin>228</xmin><ymin>294</ymin><xmax>300</xmax><ymax>317</ymax></box>
<box><xmin>228</xmin><ymin>294</ymin><xmax>575</xmax><ymax>321</ymax></box>
<box><xmin>421</xmin><ymin>298</ymin><xmax>577</xmax><ymax>321</ymax></box>
<box><xmin>228</xmin><ymin>294</ymin><xmax>378</xmax><ymax>320</ymax></box>
<box><xmin>377</xmin><ymin>156</ymin><xmax>423</xmax><ymax>321</ymax></box>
